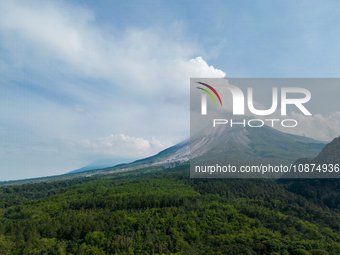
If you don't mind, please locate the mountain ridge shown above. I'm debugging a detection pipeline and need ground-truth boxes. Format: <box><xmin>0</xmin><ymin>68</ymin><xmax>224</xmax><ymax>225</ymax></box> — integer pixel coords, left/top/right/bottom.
<box><xmin>0</xmin><ymin>125</ymin><xmax>327</xmax><ymax>186</ymax></box>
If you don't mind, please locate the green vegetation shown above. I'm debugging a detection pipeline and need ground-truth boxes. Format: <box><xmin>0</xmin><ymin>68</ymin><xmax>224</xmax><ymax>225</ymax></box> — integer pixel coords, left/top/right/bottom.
<box><xmin>0</xmin><ymin>164</ymin><xmax>340</xmax><ymax>254</ymax></box>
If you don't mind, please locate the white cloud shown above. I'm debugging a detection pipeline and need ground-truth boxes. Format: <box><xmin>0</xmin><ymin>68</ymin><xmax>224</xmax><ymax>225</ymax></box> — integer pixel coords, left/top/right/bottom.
<box><xmin>0</xmin><ymin>0</ymin><xmax>227</xmax><ymax>140</ymax></box>
<box><xmin>238</xmin><ymin>101</ymin><xmax>340</xmax><ymax>142</ymax></box>
<box><xmin>273</xmin><ymin>112</ymin><xmax>340</xmax><ymax>142</ymax></box>
<box><xmin>175</xmin><ymin>57</ymin><xmax>226</xmax><ymax>78</ymax></box>
<box><xmin>0</xmin><ymin>0</ymin><xmax>225</xmax><ymax>104</ymax></box>
<box><xmin>240</xmin><ymin>102</ymin><xmax>340</xmax><ymax>142</ymax></box>
<box><xmin>77</xmin><ymin>134</ymin><xmax>173</xmax><ymax>158</ymax></box>
<box><xmin>0</xmin><ymin>0</ymin><xmax>228</xmax><ymax>180</ymax></box>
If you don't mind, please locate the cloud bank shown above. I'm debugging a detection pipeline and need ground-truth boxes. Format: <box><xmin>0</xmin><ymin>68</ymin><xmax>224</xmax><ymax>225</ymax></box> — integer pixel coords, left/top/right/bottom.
<box><xmin>0</xmin><ymin>0</ymin><xmax>225</xmax><ymax>180</ymax></box>
<box><xmin>77</xmin><ymin>134</ymin><xmax>173</xmax><ymax>158</ymax></box>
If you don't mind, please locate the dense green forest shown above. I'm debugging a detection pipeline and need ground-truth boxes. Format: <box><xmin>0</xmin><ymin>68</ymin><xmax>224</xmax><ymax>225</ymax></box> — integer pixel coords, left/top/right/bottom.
<box><xmin>1</xmin><ymin>164</ymin><xmax>340</xmax><ymax>254</ymax></box>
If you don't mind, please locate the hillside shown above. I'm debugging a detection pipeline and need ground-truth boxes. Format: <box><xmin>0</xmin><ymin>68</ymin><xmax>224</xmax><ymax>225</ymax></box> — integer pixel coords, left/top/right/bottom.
<box><xmin>0</xmin><ymin>164</ymin><xmax>340</xmax><ymax>254</ymax></box>
<box><xmin>292</xmin><ymin>135</ymin><xmax>340</xmax><ymax>165</ymax></box>
<box><xmin>282</xmin><ymin>135</ymin><xmax>340</xmax><ymax>178</ymax></box>
<box><xmin>68</xmin><ymin>157</ymin><xmax>136</xmax><ymax>174</ymax></box>
<box><xmin>279</xmin><ymin>136</ymin><xmax>340</xmax><ymax>208</ymax></box>
<box><xmin>311</xmin><ymin>135</ymin><xmax>340</xmax><ymax>164</ymax></box>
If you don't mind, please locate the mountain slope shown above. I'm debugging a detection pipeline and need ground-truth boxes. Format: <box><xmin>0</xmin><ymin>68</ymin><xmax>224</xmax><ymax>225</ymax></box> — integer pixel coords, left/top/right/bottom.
<box><xmin>190</xmin><ymin>124</ymin><xmax>325</xmax><ymax>175</ymax></box>
<box><xmin>0</xmin><ymin>126</ymin><xmax>325</xmax><ymax>186</ymax></box>
<box><xmin>68</xmin><ymin>157</ymin><xmax>136</xmax><ymax>174</ymax></box>
<box><xmin>281</xmin><ymin>135</ymin><xmax>340</xmax><ymax>178</ymax></box>
<box><xmin>67</xmin><ymin>125</ymin><xmax>324</xmax><ymax>179</ymax></box>
<box><xmin>310</xmin><ymin>135</ymin><xmax>340</xmax><ymax>164</ymax></box>
<box><xmin>279</xmin><ymin>136</ymin><xmax>340</xmax><ymax>201</ymax></box>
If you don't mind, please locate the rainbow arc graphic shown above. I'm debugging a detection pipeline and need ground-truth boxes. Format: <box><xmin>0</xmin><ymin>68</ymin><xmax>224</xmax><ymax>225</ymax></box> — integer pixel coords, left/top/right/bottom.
<box><xmin>196</xmin><ymin>82</ymin><xmax>223</xmax><ymax>106</ymax></box>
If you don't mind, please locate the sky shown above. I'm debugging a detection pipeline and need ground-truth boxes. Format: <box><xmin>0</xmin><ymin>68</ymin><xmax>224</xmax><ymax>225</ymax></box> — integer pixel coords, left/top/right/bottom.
<box><xmin>1</xmin><ymin>0</ymin><xmax>340</xmax><ymax>181</ymax></box>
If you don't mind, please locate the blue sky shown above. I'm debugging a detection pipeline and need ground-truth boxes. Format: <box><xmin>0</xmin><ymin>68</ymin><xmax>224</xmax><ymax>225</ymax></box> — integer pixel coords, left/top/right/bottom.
<box><xmin>1</xmin><ymin>0</ymin><xmax>340</xmax><ymax>181</ymax></box>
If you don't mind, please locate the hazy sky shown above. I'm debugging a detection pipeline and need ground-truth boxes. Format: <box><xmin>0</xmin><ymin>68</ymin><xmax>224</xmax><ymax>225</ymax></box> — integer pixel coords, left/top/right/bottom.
<box><xmin>1</xmin><ymin>0</ymin><xmax>340</xmax><ymax>181</ymax></box>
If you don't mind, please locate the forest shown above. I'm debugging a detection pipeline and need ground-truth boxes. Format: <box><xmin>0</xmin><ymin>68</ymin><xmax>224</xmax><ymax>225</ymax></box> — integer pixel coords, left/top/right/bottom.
<box><xmin>1</xmin><ymin>163</ymin><xmax>340</xmax><ymax>254</ymax></box>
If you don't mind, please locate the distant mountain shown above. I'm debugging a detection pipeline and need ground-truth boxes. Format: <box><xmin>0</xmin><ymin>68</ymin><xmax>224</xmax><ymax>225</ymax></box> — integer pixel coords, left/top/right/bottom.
<box><xmin>0</xmin><ymin>125</ymin><xmax>327</xmax><ymax>186</ymax></box>
<box><xmin>78</xmin><ymin>124</ymin><xmax>325</xmax><ymax>178</ymax></box>
<box><xmin>100</xmin><ymin>140</ymin><xmax>190</xmax><ymax>171</ymax></box>
<box><xmin>68</xmin><ymin>157</ymin><xmax>136</xmax><ymax>174</ymax></box>
<box><xmin>64</xmin><ymin>140</ymin><xmax>190</xmax><ymax>176</ymax></box>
